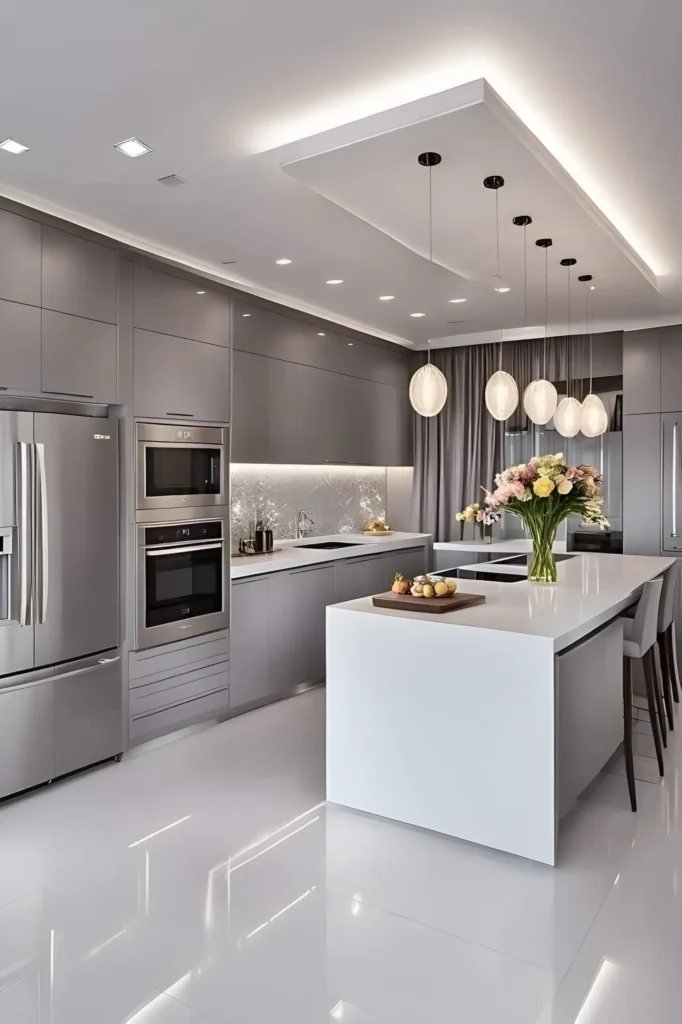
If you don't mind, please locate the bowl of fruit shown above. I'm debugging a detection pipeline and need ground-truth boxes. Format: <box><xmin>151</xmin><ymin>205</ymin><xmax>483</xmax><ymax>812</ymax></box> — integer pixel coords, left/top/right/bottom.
<box><xmin>363</xmin><ymin>519</ymin><xmax>393</xmax><ymax>535</ymax></box>
<box><xmin>391</xmin><ymin>573</ymin><xmax>458</xmax><ymax>598</ymax></box>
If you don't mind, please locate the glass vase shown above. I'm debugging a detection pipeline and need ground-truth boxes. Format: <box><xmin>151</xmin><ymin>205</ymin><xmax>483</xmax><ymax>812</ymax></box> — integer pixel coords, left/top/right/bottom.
<box><xmin>527</xmin><ymin>520</ymin><xmax>558</xmax><ymax>583</ymax></box>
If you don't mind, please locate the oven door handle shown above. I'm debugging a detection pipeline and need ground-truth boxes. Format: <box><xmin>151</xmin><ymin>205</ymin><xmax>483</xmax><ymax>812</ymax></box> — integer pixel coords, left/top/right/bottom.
<box><xmin>146</xmin><ymin>543</ymin><xmax>224</xmax><ymax>556</ymax></box>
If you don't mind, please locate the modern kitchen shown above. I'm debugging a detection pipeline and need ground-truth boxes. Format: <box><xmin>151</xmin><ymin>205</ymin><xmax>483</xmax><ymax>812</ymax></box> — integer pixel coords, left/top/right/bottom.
<box><xmin>2</xmin><ymin>5</ymin><xmax>682</xmax><ymax>1021</ymax></box>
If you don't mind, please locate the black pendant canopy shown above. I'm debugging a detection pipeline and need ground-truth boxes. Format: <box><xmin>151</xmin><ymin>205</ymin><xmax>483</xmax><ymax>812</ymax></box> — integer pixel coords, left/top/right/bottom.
<box><xmin>560</xmin><ymin>258</ymin><xmax>577</xmax><ymax>267</ymax></box>
<box><xmin>417</xmin><ymin>152</ymin><xmax>442</xmax><ymax>167</ymax></box>
<box><xmin>535</xmin><ymin>238</ymin><xmax>553</xmax><ymax>248</ymax></box>
<box><xmin>512</xmin><ymin>215</ymin><xmax>533</xmax><ymax>227</ymax></box>
<box><xmin>483</xmin><ymin>174</ymin><xmax>504</xmax><ymax>190</ymax></box>
<box><xmin>578</xmin><ymin>274</ymin><xmax>593</xmax><ymax>282</ymax></box>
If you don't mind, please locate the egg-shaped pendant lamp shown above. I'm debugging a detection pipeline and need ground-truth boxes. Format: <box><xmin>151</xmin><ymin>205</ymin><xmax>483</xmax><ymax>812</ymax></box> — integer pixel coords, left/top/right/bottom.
<box><xmin>580</xmin><ymin>393</ymin><xmax>608</xmax><ymax>437</ymax></box>
<box><xmin>554</xmin><ymin>396</ymin><xmax>582</xmax><ymax>437</ymax></box>
<box><xmin>485</xmin><ymin>370</ymin><xmax>518</xmax><ymax>421</ymax></box>
<box><xmin>523</xmin><ymin>378</ymin><xmax>558</xmax><ymax>425</ymax></box>
<box><xmin>409</xmin><ymin>363</ymin><xmax>448</xmax><ymax>417</ymax></box>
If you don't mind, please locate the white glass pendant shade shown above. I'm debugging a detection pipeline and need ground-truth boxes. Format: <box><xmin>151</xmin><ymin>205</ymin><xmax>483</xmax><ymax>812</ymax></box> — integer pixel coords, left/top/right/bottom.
<box><xmin>485</xmin><ymin>370</ymin><xmax>518</xmax><ymax>421</ymax></box>
<box><xmin>523</xmin><ymin>378</ymin><xmax>558</xmax><ymax>425</ymax></box>
<box><xmin>554</xmin><ymin>396</ymin><xmax>582</xmax><ymax>438</ymax></box>
<box><xmin>409</xmin><ymin>364</ymin><xmax>448</xmax><ymax>417</ymax></box>
<box><xmin>580</xmin><ymin>393</ymin><xmax>608</xmax><ymax>437</ymax></box>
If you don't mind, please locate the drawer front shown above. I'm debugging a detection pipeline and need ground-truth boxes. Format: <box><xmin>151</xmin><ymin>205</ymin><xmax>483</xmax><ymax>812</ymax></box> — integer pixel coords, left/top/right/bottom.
<box><xmin>129</xmin><ymin>631</ymin><xmax>229</xmax><ymax>687</ymax></box>
<box><xmin>130</xmin><ymin>661</ymin><xmax>229</xmax><ymax>716</ymax></box>
<box><xmin>129</xmin><ymin>687</ymin><xmax>229</xmax><ymax>745</ymax></box>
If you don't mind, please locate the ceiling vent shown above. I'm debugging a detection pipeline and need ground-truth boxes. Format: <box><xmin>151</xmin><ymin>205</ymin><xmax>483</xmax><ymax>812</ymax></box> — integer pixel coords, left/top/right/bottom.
<box><xmin>158</xmin><ymin>174</ymin><xmax>187</xmax><ymax>187</ymax></box>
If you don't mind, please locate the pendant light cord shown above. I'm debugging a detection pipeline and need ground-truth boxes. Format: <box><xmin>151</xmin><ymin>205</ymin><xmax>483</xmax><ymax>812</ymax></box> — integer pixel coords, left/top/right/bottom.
<box><xmin>567</xmin><ymin>265</ymin><xmax>571</xmax><ymax>398</ymax></box>
<box><xmin>429</xmin><ymin>165</ymin><xmax>433</xmax><ymax>263</ymax></box>
<box><xmin>589</xmin><ymin>286</ymin><xmax>593</xmax><ymax>393</ymax></box>
<box><xmin>544</xmin><ymin>246</ymin><xmax>548</xmax><ymax>380</ymax></box>
<box><xmin>495</xmin><ymin>188</ymin><xmax>500</xmax><ymax>283</ymax></box>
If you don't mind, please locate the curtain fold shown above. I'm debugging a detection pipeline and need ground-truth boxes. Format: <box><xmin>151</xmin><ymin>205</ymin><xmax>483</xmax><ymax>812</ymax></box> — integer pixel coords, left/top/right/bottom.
<box><xmin>411</xmin><ymin>335</ymin><xmax>588</xmax><ymax>541</ymax></box>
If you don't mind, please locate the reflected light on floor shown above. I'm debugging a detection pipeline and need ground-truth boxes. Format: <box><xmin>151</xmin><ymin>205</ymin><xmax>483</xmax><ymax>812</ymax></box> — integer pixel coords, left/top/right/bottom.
<box><xmin>574</xmin><ymin>958</ymin><xmax>621</xmax><ymax>1023</ymax></box>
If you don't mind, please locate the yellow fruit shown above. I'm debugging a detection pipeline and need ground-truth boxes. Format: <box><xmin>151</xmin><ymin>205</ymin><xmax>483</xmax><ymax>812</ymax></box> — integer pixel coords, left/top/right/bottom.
<box><xmin>434</xmin><ymin>581</ymin><xmax>449</xmax><ymax>597</ymax></box>
<box><xmin>422</xmin><ymin>584</ymin><xmax>435</xmax><ymax>598</ymax></box>
<box><xmin>445</xmin><ymin>578</ymin><xmax>458</xmax><ymax>594</ymax></box>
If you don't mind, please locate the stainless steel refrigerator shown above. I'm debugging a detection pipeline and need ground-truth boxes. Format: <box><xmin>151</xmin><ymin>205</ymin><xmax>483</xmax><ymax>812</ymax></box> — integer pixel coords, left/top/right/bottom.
<box><xmin>0</xmin><ymin>408</ymin><xmax>121</xmax><ymax>800</ymax></box>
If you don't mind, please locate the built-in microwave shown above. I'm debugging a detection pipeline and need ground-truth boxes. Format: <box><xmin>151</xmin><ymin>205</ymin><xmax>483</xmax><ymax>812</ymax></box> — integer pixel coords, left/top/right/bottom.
<box><xmin>136</xmin><ymin>516</ymin><xmax>229</xmax><ymax>650</ymax></box>
<box><xmin>136</xmin><ymin>423</ymin><xmax>226</xmax><ymax>513</ymax></box>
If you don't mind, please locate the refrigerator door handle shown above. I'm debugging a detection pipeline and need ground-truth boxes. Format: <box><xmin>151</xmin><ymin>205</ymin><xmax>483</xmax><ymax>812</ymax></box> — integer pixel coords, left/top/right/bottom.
<box><xmin>673</xmin><ymin>423</ymin><xmax>679</xmax><ymax>539</ymax></box>
<box><xmin>35</xmin><ymin>442</ymin><xmax>49</xmax><ymax>624</ymax></box>
<box><xmin>17</xmin><ymin>441</ymin><xmax>31</xmax><ymax>626</ymax></box>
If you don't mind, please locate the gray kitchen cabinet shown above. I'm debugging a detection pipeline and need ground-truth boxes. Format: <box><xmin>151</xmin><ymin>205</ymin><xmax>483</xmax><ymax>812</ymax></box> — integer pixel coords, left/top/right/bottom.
<box><xmin>231</xmin><ymin>351</ymin><xmax>271</xmax><ymax>462</ymax></box>
<box><xmin>0</xmin><ymin>209</ymin><xmax>41</xmax><ymax>306</ymax></box>
<box><xmin>623</xmin><ymin>412</ymin><xmax>661</xmax><ymax>555</ymax></box>
<box><xmin>41</xmin><ymin>310</ymin><xmax>117</xmax><ymax>402</ymax></box>
<box><xmin>134</xmin><ymin>328</ymin><xmax>230</xmax><ymax>422</ymax></box>
<box><xmin>334</xmin><ymin>555</ymin><xmax>376</xmax><ymax>604</ymax></box>
<box><xmin>661</xmin><ymin>326</ymin><xmax>682</xmax><ymax>413</ymax></box>
<box><xmin>268</xmin><ymin>563</ymin><xmax>335</xmax><ymax>690</ymax></box>
<box><xmin>0</xmin><ymin>299</ymin><xmax>41</xmax><ymax>391</ymax></box>
<box><xmin>133</xmin><ymin>265</ymin><xmax>231</xmax><ymax>346</ymax></box>
<box><xmin>623</xmin><ymin>327</ymin><xmax>660</xmax><ymax>414</ymax></box>
<box><xmin>662</xmin><ymin>411</ymin><xmax>682</xmax><ymax>553</ymax></box>
<box><xmin>334</xmin><ymin>547</ymin><xmax>426</xmax><ymax>602</ymax></box>
<box><xmin>41</xmin><ymin>226</ymin><xmax>117</xmax><ymax>324</ymax></box>
<box><xmin>230</xmin><ymin>577</ymin><xmax>271</xmax><ymax>708</ymax></box>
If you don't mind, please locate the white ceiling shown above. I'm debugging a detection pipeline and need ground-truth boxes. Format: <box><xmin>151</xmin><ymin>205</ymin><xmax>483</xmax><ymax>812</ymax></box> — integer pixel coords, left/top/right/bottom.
<box><xmin>1</xmin><ymin>0</ymin><xmax>681</xmax><ymax>347</ymax></box>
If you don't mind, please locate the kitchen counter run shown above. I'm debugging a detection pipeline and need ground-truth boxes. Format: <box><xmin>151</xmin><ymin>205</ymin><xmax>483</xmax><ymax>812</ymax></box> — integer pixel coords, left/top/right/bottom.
<box><xmin>231</xmin><ymin>532</ymin><xmax>431</xmax><ymax>579</ymax></box>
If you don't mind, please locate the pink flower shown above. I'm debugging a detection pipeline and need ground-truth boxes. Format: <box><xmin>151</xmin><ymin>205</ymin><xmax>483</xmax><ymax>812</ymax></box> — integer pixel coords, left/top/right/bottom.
<box><xmin>510</xmin><ymin>480</ymin><xmax>526</xmax><ymax>499</ymax></box>
<box><xmin>565</xmin><ymin>466</ymin><xmax>584</xmax><ymax>483</ymax></box>
<box><xmin>519</xmin><ymin>465</ymin><xmax>538</xmax><ymax>484</ymax></box>
<box><xmin>476</xmin><ymin>508</ymin><xmax>486</xmax><ymax>522</ymax></box>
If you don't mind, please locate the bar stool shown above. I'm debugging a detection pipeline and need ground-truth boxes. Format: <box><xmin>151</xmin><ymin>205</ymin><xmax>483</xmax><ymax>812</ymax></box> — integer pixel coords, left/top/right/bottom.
<box><xmin>621</xmin><ymin>577</ymin><xmax>664</xmax><ymax>812</ymax></box>
<box><xmin>656</xmin><ymin>560</ymin><xmax>681</xmax><ymax>721</ymax></box>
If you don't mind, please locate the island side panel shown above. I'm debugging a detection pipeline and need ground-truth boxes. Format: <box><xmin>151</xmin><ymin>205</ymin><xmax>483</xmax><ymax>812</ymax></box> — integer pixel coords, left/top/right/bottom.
<box><xmin>326</xmin><ymin>606</ymin><xmax>558</xmax><ymax>865</ymax></box>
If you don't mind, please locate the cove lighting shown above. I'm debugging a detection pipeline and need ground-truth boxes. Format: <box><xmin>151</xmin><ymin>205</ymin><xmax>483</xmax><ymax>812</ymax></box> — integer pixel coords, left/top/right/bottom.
<box><xmin>379</xmin><ymin>295</ymin><xmax>395</xmax><ymax>301</ymax></box>
<box><xmin>276</xmin><ymin>258</ymin><xmax>292</xmax><ymax>265</ymax></box>
<box><xmin>326</xmin><ymin>279</ymin><xmax>344</xmax><ymax>284</ymax></box>
<box><xmin>114</xmin><ymin>137</ymin><xmax>152</xmax><ymax>158</ymax></box>
<box><xmin>0</xmin><ymin>138</ymin><xmax>29</xmax><ymax>154</ymax></box>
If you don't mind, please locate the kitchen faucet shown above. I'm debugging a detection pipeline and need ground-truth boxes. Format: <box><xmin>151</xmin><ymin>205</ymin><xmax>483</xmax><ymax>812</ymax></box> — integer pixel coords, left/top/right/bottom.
<box><xmin>295</xmin><ymin>510</ymin><xmax>314</xmax><ymax>539</ymax></box>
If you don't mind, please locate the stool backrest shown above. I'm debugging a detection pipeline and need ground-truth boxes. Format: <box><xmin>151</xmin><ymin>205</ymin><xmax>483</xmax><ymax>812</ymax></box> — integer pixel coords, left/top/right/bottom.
<box><xmin>658</xmin><ymin>560</ymin><xmax>680</xmax><ymax>632</ymax></box>
<box><xmin>631</xmin><ymin>577</ymin><xmax>663</xmax><ymax>656</ymax></box>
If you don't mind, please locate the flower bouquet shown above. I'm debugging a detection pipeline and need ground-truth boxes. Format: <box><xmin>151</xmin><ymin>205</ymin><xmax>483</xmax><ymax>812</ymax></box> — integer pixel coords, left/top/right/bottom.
<box><xmin>483</xmin><ymin>454</ymin><xmax>609</xmax><ymax>582</ymax></box>
<box><xmin>456</xmin><ymin>502</ymin><xmax>501</xmax><ymax>542</ymax></box>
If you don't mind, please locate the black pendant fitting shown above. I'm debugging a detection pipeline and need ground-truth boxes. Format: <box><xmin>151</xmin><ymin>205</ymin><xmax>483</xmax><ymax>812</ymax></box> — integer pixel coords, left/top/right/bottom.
<box><xmin>578</xmin><ymin>274</ymin><xmax>593</xmax><ymax>282</ymax></box>
<box><xmin>560</xmin><ymin>258</ymin><xmax>577</xmax><ymax>267</ymax></box>
<box><xmin>535</xmin><ymin>238</ymin><xmax>553</xmax><ymax>248</ymax></box>
<box><xmin>483</xmin><ymin>175</ymin><xmax>505</xmax><ymax>190</ymax></box>
<box><xmin>418</xmin><ymin>152</ymin><xmax>442</xmax><ymax>167</ymax></box>
<box><xmin>512</xmin><ymin>215</ymin><xmax>532</xmax><ymax>226</ymax></box>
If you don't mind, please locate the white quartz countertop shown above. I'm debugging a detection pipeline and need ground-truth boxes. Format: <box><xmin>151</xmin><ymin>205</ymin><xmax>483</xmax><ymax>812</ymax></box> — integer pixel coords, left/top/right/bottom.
<box><xmin>434</xmin><ymin>538</ymin><xmax>568</xmax><ymax>554</ymax></box>
<box><xmin>330</xmin><ymin>553</ymin><xmax>674</xmax><ymax>652</ymax></box>
<box><xmin>231</xmin><ymin>532</ymin><xmax>431</xmax><ymax>580</ymax></box>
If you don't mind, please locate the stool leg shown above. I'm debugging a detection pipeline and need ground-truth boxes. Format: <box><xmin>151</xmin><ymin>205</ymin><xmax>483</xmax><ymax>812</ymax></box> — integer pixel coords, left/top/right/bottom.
<box><xmin>650</xmin><ymin>647</ymin><xmax>667</xmax><ymax>747</ymax></box>
<box><xmin>657</xmin><ymin>634</ymin><xmax>675</xmax><ymax>730</ymax></box>
<box><xmin>666</xmin><ymin>624</ymin><xmax>680</xmax><ymax>704</ymax></box>
<box><xmin>623</xmin><ymin>657</ymin><xmax>637</xmax><ymax>812</ymax></box>
<box><xmin>643</xmin><ymin>650</ymin><xmax>665</xmax><ymax>776</ymax></box>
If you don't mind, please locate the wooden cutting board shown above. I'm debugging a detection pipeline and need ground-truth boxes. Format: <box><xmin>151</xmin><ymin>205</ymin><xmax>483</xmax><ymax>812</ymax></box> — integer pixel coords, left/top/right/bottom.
<box><xmin>372</xmin><ymin>591</ymin><xmax>486</xmax><ymax>614</ymax></box>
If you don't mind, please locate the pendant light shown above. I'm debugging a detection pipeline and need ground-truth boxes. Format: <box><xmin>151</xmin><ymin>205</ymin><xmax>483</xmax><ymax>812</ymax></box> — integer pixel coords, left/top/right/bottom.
<box><xmin>409</xmin><ymin>152</ymin><xmax>448</xmax><ymax>417</ymax></box>
<box><xmin>524</xmin><ymin>237</ymin><xmax>558</xmax><ymax>424</ymax></box>
<box><xmin>579</xmin><ymin>274</ymin><xmax>608</xmax><ymax>436</ymax></box>
<box><xmin>484</xmin><ymin>175</ymin><xmax>519</xmax><ymax>420</ymax></box>
<box><xmin>554</xmin><ymin>258</ymin><xmax>582</xmax><ymax>438</ymax></box>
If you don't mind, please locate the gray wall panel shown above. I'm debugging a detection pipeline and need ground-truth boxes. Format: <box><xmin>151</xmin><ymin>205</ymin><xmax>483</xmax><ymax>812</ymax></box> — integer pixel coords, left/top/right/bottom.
<box><xmin>623</xmin><ymin>327</ymin><xmax>660</xmax><ymax>415</ymax></box>
<box><xmin>623</xmin><ymin>412</ymin><xmax>661</xmax><ymax>554</ymax></box>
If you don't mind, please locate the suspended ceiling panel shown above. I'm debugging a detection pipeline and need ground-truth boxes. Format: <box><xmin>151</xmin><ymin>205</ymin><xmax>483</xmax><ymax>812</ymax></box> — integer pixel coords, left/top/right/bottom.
<box><xmin>279</xmin><ymin>80</ymin><xmax>660</xmax><ymax>345</ymax></box>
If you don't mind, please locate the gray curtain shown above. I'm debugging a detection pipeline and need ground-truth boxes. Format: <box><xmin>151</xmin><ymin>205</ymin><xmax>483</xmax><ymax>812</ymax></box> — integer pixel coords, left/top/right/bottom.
<box><xmin>412</xmin><ymin>335</ymin><xmax>588</xmax><ymax>540</ymax></box>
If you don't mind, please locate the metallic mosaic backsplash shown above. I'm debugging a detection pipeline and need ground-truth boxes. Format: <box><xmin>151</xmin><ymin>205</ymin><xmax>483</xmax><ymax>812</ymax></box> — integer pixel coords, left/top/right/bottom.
<box><xmin>231</xmin><ymin>464</ymin><xmax>387</xmax><ymax>543</ymax></box>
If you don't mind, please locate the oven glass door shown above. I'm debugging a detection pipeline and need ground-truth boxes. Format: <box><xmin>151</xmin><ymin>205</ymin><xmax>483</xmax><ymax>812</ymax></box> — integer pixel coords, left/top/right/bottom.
<box><xmin>145</xmin><ymin>542</ymin><xmax>223</xmax><ymax>628</ymax></box>
<box><xmin>144</xmin><ymin>445</ymin><xmax>222</xmax><ymax>500</ymax></box>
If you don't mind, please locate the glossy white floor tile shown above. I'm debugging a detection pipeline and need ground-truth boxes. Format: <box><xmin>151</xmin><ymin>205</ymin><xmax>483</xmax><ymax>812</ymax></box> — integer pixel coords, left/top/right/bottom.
<box><xmin>2</xmin><ymin>687</ymin><xmax>682</xmax><ymax>1022</ymax></box>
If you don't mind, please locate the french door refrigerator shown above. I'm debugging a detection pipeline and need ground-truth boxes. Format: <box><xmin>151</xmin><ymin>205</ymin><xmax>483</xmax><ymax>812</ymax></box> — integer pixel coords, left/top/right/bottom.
<box><xmin>0</xmin><ymin>409</ymin><xmax>121</xmax><ymax>800</ymax></box>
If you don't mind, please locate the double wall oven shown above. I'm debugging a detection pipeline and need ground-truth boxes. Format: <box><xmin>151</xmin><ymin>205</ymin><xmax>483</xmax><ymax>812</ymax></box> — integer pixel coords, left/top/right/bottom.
<box><xmin>135</xmin><ymin>422</ymin><xmax>229</xmax><ymax>651</ymax></box>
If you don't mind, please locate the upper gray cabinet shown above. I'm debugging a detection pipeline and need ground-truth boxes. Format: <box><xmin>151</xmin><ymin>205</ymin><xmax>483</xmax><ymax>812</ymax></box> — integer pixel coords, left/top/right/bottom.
<box><xmin>0</xmin><ymin>299</ymin><xmax>41</xmax><ymax>392</ymax></box>
<box><xmin>133</xmin><ymin>265</ymin><xmax>230</xmax><ymax>346</ymax></box>
<box><xmin>661</xmin><ymin>326</ymin><xmax>682</xmax><ymax>413</ymax></box>
<box><xmin>134</xmin><ymin>328</ymin><xmax>230</xmax><ymax>422</ymax></box>
<box><xmin>0</xmin><ymin>210</ymin><xmax>41</xmax><ymax>306</ymax></box>
<box><xmin>41</xmin><ymin>310</ymin><xmax>117</xmax><ymax>403</ymax></box>
<box><xmin>623</xmin><ymin>327</ymin><xmax>660</xmax><ymax>414</ymax></box>
<box><xmin>41</xmin><ymin>226</ymin><xmax>117</xmax><ymax>324</ymax></box>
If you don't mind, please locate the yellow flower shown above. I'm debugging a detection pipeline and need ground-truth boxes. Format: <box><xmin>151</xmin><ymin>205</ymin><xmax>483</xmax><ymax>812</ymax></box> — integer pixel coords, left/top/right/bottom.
<box><xmin>557</xmin><ymin>479</ymin><xmax>573</xmax><ymax>495</ymax></box>
<box><xmin>533</xmin><ymin>476</ymin><xmax>556</xmax><ymax>498</ymax></box>
<box><xmin>465</xmin><ymin>510</ymin><xmax>476</xmax><ymax>523</ymax></box>
<box><xmin>455</xmin><ymin>512</ymin><xmax>465</xmax><ymax>522</ymax></box>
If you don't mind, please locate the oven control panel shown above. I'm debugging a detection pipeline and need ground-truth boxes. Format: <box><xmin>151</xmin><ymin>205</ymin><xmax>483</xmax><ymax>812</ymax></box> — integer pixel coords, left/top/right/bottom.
<box><xmin>145</xmin><ymin>520</ymin><xmax>223</xmax><ymax>546</ymax></box>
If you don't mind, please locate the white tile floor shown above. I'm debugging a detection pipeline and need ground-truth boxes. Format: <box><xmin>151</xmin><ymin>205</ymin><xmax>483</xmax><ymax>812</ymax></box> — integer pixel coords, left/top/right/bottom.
<box><xmin>1</xmin><ymin>689</ymin><xmax>681</xmax><ymax>1023</ymax></box>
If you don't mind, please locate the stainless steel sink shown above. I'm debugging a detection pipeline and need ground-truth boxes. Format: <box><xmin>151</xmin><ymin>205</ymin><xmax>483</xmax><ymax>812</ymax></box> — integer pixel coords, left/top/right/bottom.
<box><xmin>295</xmin><ymin>541</ymin><xmax>361</xmax><ymax>550</ymax></box>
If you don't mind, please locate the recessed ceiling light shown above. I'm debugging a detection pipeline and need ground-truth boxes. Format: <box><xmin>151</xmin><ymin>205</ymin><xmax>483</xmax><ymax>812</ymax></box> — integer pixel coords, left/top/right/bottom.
<box><xmin>494</xmin><ymin>287</ymin><xmax>511</xmax><ymax>293</ymax></box>
<box><xmin>317</xmin><ymin>332</ymin><xmax>326</xmax><ymax>336</ymax></box>
<box><xmin>276</xmin><ymin>258</ymin><xmax>292</xmax><ymax>265</ymax></box>
<box><xmin>449</xmin><ymin>298</ymin><xmax>467</xmax><ymax>304</ymax></box>
<box><xmin>590</xmin><ymin>285</ymin><xmax>596</xmax><ymax>290</ymax></box>
<box><xmin>348</xmin><ymin>342</ymin><xmax>354</xmax><ymax>346</ymax></box>
<box><xmin>379</xmin><ymin>295</ymin><xmax>395</xmax><ymax>301</ymax></box>
<box><xmin>326</xmin><ymin>279</ymin><xmax>344</xmax><ymax>285</ymax></box>
<box><xmin>0</xmin><ymin>138</ymin><xmax>29</xmax><ymax>155</ymax></box>
<box><xmin>196</xmin><ymin>290</ymin><xmax>206</xmax><ymax>295</ymax></box>
<box><xmin>114</xmin><ymin>137</ymin><xmax>153</xmax><ymax>158</ymax></box>
<box><xmin>242</xmin><ymin>313</ymin><xmax>252</xmax><ymax>317</ymax></box>
<box><xmin>410</xmin><ymin>312</ymin><xmax>426</xmax><ymax>318</ymax></box>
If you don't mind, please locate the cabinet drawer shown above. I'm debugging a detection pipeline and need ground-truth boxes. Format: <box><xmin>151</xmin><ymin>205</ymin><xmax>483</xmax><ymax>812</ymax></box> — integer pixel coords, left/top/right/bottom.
<box><xmin>130</xmin><ymin>661</ymin><xmax>229</xmax><ymax>716</ymax></box>
<box><xmin>129</xmin><ymin>686</ymin><xmax>229</xmax><ymax>745</ymax></box>
<box><xmin>129</xmin><ymin>631</ymin><xmax>230</xmax><ymax>688</ymax></box>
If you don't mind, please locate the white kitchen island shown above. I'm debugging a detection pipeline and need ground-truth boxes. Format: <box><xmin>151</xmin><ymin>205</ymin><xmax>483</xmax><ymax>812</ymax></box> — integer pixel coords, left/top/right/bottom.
<box><xmin>326</xmin><ymin>553</ymin><xmax>673</xmax><ymax>865</ymax></box>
